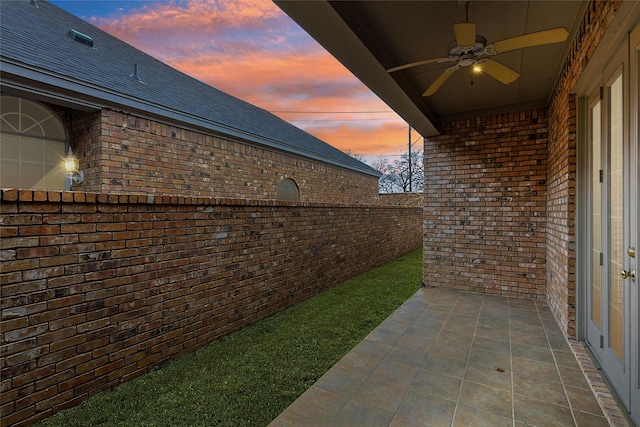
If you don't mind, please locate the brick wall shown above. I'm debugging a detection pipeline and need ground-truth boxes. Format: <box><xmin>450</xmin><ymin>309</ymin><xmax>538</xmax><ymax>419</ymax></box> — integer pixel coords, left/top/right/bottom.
<box><xmin>546</xmin><ymin>0</ymin><xmax>620</xmax><ymax>337</ymax></box>
<box><xmin>378</xmin><ymin>193</ymin><xmax>423</xmax><ymax>207</ymax></box>
<box><xmin>0</xmin><ymin>189</ymin><xmax>421</xmax><ymax>426</ymax></box>
<box><xmin>59</xmin><ymin>108</ymin><xmax>379</xmax><ymax>205</ymax></box>
<box><xmin>423</xmin><ymin>109</ymin><xmax>548</xmax><ymax>298</ymax></box>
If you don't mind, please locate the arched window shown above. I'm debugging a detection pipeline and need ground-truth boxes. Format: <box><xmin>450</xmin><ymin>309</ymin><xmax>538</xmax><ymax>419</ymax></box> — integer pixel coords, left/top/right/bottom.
<box><xmin>0</xmin><ymin>96</ymin><xmax>67</xmax><ymax>190</ymax></box>
<box><xmin>276</xmin><ymin>178</ymin><xmax>300</xmax><ymax>202</ymax></box>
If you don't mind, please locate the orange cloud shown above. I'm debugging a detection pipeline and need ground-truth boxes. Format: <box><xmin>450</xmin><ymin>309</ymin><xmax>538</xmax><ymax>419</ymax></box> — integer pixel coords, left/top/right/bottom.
<box><xmin>88</xmin><ymin>0</ymin><xmax>410</xmax><ymax>157</ymax></box>
<box><xmin>307</xmin><ymin>122</ymin><xmax>411</xmax><ymax>156</ymax></box>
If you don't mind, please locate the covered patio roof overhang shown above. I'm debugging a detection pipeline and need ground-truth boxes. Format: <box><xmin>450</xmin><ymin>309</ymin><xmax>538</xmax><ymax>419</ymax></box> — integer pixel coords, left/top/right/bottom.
<box><xmin>275</xmin><ymin>0</ymin><xmax>587</xmax><ymax>138</ymax></box>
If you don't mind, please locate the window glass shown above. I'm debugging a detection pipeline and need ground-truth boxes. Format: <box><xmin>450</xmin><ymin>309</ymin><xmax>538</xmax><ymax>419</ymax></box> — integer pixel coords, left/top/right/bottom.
<box><xmin>0</xmin><ymin>96</ymin><xmax>66</xmax><ymax>190</ymax></box>
<box><xmin>277</xmin><ymin>178</ymin><xmax>300</xmax><ymax>201</ymax></box>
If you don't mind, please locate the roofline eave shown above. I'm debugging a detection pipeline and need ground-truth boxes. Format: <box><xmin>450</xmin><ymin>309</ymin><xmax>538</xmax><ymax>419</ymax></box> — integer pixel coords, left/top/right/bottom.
<box><xmin>1</xmin><ymin>60</ymin><xmax>381</xmax><ymax>178</ymax></box>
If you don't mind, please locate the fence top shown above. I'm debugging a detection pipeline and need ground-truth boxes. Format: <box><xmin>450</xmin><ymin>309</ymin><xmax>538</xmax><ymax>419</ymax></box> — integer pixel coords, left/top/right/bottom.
<box><xmin>0</xmin><ymin>189</ymin><xmax>421</xmax><ymax>210</ymax></box>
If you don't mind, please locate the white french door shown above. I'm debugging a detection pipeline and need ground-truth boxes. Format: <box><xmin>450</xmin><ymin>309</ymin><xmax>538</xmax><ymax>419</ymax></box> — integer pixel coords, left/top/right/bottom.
<box><xmin>585</xmin><ymin>24</ymin><xmax>639</xmax><ymax>425</ymax></box>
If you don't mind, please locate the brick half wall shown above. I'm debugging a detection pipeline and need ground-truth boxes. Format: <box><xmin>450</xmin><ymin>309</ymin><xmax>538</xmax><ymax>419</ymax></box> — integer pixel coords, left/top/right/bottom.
<box><xmin>0</xmin><ymin>190</ymin><xmax>421</xmax><ymax>426</ymax></box>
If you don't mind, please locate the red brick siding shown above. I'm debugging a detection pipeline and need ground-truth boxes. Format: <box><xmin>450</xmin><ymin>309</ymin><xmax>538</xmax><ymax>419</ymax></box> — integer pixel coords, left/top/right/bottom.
<box><xmin>59</xmin><ymin>109</ymin><xmax>379</xmax><ymax>205</ymax></box>
<box><xmin>546</xmin><ymin>0</ymin><xmax>620</xmax><ymax>337</ymax></box>
<box><xmin>0</xmin><ymin>189</ymin><xmax>420</xmax><ymax>427</ymax></box>
<box><xmin>424</xmin><ymin>109</ymin><xmax>548</xmax><ymax>298</ymax></box>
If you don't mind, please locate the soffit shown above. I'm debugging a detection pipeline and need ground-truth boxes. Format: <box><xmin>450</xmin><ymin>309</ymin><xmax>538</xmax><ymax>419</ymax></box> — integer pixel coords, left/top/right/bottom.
<box><xmin>276</xmin><ymin>0</ymin><xmax>587</xmax><ymax>137</ymax></box>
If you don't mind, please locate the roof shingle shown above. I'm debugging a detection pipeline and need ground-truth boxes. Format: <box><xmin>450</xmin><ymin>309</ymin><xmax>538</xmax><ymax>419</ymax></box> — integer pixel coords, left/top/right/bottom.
<box><xmin>0</xmin><ymin>0</ymin><xmax>380</xmax><ymax>176</ymax></box>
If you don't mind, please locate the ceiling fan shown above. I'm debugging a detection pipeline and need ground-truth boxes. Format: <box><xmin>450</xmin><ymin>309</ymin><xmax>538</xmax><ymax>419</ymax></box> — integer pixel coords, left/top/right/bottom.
<box><xmin>386</xmin><ymin>1</ymin><xmax>569</xmax><ymax>97</ymax></box>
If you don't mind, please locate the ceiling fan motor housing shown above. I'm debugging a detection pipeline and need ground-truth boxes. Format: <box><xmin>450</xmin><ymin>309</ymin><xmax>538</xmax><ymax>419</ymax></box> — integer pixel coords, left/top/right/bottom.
<box><xmin>448</xmin><ymin>35</ymin><xmax>487</xmax><ymax>57</ymax></box>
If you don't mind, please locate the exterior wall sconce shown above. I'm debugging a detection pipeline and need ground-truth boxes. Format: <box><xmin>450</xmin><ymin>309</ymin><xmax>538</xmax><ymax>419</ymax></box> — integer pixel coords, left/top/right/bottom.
<box><xmin>65</xmin><ymin>147</ymin><xmax>84</xmax><ymax>186</ymax></box>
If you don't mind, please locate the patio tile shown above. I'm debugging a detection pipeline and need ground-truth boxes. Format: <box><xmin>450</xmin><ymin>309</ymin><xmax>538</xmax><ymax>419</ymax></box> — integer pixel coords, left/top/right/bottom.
<box><xmin>402</xmin><ymin>298</ymin><xmax>428</xmax><ymax>309</ymax></box>
<box><xmin>381</xmin><ymin>345</ymin><xmax>427</xmax><ymax>368</ymax></box>
<box><xmin>547</xmin><ymin>330</ymin><xmax>572</xmax><ymax>350</ymax></box>
<box><xmin>481</xmin><ymin>297</ymin><xmax>510</xmax><ymax>307</ymax></box>
<box><xmin>467</xmin><ymin>348</ymin><xmax>511</xmax><ymax>371</ymax></box>
<box><xmin>538</xmin><ymin>309</ymin><xmax>557</xmax><ymax>321</ymax></box>
<box><xmin>421</xmin><ymin>356</ymin><xmax>467</xmax><ymax>378</ymax></box>
<box><xmin>286</xmin><ymin>385</ymin><xmax>348</xmax><ymax>423</ymax></box>
<box><xmin>421</xmin><ymin>347</ymin><xmax>468</xmax><ymax>378</ymax></box>
<box><xmin>389</xmin><ymin>310</ymin><xmax>420</xmax><ymax>324</ymax></box>
<box><xmin>366</xmin><ymin>323</ymin><xmax>408</xmax><ymax>345</ymax></box>
<box><xmin>396</xmin><ymin>334</ymin><xmax>435</xmax><ymax>352</ymax></box>
<box><xmin>509</xmin><ymin>309</ymin><xmax>539</xmax><ymax>319</ymax></box>
<box><xmin>268</xmin><ymin>409</ymin><xmax>327</xmax><ymax>427</ymax></box>
<box><xmin>511</xmin><ymin>342</ymin><xmax>555</xmax><ymax>363</ymax></box>
<box><xmin>510</xmin><ymin>330</ymin><xmax>550</xmax><ymax>348</ymax></box>
<box><xmin>451</xmin><ymin>303</ymin><xmax>482</xmax><ymax>316</ymax></box>
<box><xmin>514</xmin><ymin>395</ymin><xmax>575</xmax><ymax>426</ymax></box>
<box><xmin>464</xmin><ymin>365</ymin><xmax>512</xmax><ymax>391</ymax></box>
<box><xmin>459</xmin><ymin>380</ymin><xmax>513</xmax><ymax>419</ymax></box>
<box><xmin>334</xmin><ymin>350</ymin><xmax>380</xmax><ymax>375</ymax></box>
<box><xmin>351</xmin><ymin>376</ymin><xmax>409</xmax><ymax>412</ymax></box>
<box><xmin>476</xmin><ymin>315</ymin><xmax>511</xmax><ymax>330</ymax></box>
<box><xmin>442</xmin><ymin>317</ymin><xmax>477</xmax><ymax>335</ymax></box>
<box><xmin>351</xmin><ymin>339</ymin><xmax>393</xmax><ymax>359</ymax></box>
<box><xmin>433</xmin><ymin>330</ymin><xmax>474</xmax><ymax>350</ymax></box>
<box><xmin>395</xmin><ymin>389</ymin><xmax>456</xmax><ymax>427</ymax></box>
<box><xmin>371</xmin><ymin>360</ymin><xmax>419</xmax><ymax>386</ymax></box>
<box><xmin>403</xmin><ymin>324</ymin><xmax>441</xmax><ymax>339</ymax></box>
<box><xmin>548</xmin><ymin>336</ymin><xmax>572</xmax><ymax>351</ymax></box>
<box><xmin>331</xmin><ymin>400</ymin><xmax>395</xmax><ymax>427</ymax></box>
<box><xmin>314</xmin><ymin>366</ymin><xmax>368</xmax><ymax>398</ymax></box>
<box><xmin>509</xmin><ymin>298</ymin><xmax>537</xmax><ymax>309</ymax></box>
<box><xmin>412</xmin><ymin>315</ymin><xmax>447</xmax><ymax>328</ymax></box>
<box><xmin>426</xmin><ymin>303</ymin><xmax>454</xmax><ymax>313</ymax></box>
<box><xmin>389</xmin><ymin>305</ymin><xmax>424</xmax><ymax>323</ymax></box>
<box><xmin>474</xmin><ymin>324</ymin><xmax>510</xmax><ymax>341</ymax></box>
<box><xmin>553</xmin><ymin>349</ymin><xmax>582</xmax><ymax>369</ymax></box>
<box><xmin>409</xmin><ymin>368</ymin><xmax>462</xmax><ymax>402</ymax></box>
<box><xmin>513</xmin><ymin>376</ymin><xmax>569</xmax><ymax>407</ymax></box>
<box><xmin>452</xmin><ymin>402</ymin><xmax>513</xmax><ymax>427</ymax></box>
<box><xmin>509</xmin><ymin>320</ymin><xmax>546</xmax><ymax>335</ymax></box>
<box><xmin>572</xmin><ymin>410</ymin><xmax>611</xmax><ymax>426</ymax></box>
<box><xmin>268</xmin><ymin>288</ymin><xmax>622</xmax><ymax>427</ymax></box>
<box><xmin>389</xmin><ymin>414</ymin><xmax>430</xmax><ymax>427</ymax></box>
<box><xmin>512</xmin><ymin>357</ymin><xmax>561</xmax><ymax>384</ymax></box>
<box><xmin>557</xmin><ymin>365</ymin><xmax>591</xmax><ymax>389</ymax></box>
<box><xmin>564</xmin><ymin>384</ymin><xmax>605</xmax><ymax>415</ymax></box>
<box><xmin>471</xmin><ymin>336</ymin><xmax>510</xmax><ymax>354</ymax></box>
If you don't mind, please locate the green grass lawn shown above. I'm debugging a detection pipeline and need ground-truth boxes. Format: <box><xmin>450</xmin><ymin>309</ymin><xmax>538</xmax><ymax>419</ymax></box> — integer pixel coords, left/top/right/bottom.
<box><xmin>37</xmin><ymin>249</ymin><xmax>422</xmax><ymax>427</ymax></box>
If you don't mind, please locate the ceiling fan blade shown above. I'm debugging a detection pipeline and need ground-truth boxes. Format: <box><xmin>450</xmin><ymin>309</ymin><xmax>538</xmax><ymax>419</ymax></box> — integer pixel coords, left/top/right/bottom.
<box><xmin>493</xmin><ymin>27</ymin><xmax>569</xmax><ymax>53</ymax></box>
<box><xmin>387</xmin><ymin>57</ymin><xmax>450</xmax><ymax>73</ymax></box>
<box><xmin>452</xmin><ymin>22</ymin><xmax>477</xmax><ymax>47</ymax></box>
<box><xmin>423</xmin><ymin>67</ymin><xmax>458</xmax><ymax>97</ymax></box>
<box><xmin>479</xmin><ymin>59</ymin><xmax>520</xmax><ymax>84</ymax></box>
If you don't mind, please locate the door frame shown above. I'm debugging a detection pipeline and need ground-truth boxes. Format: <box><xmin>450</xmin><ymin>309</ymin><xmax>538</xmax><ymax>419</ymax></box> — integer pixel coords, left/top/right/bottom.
<box><xmin>576</xmin><ymin>8</ymin><xmax>640</xmax><ymax>424</ymax></box>
<box><xmin>628</xmin><ymin>20</ymin><xmax>639</xmax><ymax>426</ymax></box>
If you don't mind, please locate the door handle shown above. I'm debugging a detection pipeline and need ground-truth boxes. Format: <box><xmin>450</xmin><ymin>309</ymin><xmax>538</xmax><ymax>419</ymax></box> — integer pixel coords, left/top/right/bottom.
<box><xmin>620</xmin><ymin>269</ymin><xmax>636</xmax><ymax>281</ymax></box>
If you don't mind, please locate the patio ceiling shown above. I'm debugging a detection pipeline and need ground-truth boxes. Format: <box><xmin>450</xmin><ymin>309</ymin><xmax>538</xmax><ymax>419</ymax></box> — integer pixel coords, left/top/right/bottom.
<box><xmin>275</xmin><ymin>0</ymin><xmax>587</xmax><ymax>137</ymax></box>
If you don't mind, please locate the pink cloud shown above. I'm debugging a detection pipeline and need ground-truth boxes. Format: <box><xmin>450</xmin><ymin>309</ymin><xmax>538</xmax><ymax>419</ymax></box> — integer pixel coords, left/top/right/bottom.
<box><xmin>89</xmin><ymin>0</ymin><xmax>408</xmax><ymax>157</ymax></box>
<box><xmin>94</xmin><ymin>0</ymin><xmax>283</xmax><ymax>41</ymax></box>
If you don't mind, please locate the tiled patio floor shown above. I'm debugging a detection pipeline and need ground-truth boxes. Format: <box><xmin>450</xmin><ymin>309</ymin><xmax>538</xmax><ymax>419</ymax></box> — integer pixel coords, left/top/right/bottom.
<box><xmin>268</xmin><ymin>287</ymin><xmax>618</xmax><ymax>427</ymax></box>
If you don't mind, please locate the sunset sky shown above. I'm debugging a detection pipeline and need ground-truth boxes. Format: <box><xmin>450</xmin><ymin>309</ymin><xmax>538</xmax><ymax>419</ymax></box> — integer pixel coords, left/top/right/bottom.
<box><xmin>50</xmin><ymin>0</ymin><xmax>415</xmax><ymax>161</ymax></box>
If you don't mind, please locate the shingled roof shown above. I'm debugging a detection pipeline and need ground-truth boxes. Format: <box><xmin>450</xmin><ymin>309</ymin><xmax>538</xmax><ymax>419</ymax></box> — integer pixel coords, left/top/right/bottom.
<box><xmin>0</xmin><ymin>0</ymin><xmax>380</xmax><ymax>177</ymax></box>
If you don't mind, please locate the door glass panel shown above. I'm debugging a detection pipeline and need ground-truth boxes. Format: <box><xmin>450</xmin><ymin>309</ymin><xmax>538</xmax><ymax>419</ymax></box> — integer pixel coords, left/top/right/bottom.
<box><xmin>609</xmin><ymin>73</ymin><xmax>624</xmax><ymax>360</ymax></box>
<box><xmin>592</xmin><ymin>101</ymin><xmax>602</xmax><ymax>327</ymax></box>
